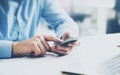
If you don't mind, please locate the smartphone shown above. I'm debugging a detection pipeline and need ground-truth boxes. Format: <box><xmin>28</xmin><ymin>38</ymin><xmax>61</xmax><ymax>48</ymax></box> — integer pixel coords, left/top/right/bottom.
<box><xmin>60</xmin><ymin>37</ymin><xmax>77</xmax><ymax>46</ymax></box>
<box><xmin>54</xmin><ymin>37</ymin><xmax>78</xmax><ymax>46</ymax></box>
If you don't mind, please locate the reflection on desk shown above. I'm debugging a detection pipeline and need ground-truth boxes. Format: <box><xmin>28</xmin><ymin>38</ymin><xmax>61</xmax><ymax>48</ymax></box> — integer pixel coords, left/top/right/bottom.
<box><xmin>0</xmin><ymin>33</ymin><xmax>120</xmax><ymax>75</ymax></box>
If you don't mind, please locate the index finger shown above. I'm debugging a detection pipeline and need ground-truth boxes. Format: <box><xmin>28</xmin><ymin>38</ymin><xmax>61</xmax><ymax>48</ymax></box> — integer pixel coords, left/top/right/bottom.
<box><xmin>68</xmin><ymin>41</ymin><xmax>80</xmax><ymax>47</ymax></box>
<box><xmin>44</xmin><ymin>35</ymin><xmax>62</xmax><ymax>43</ymax></box>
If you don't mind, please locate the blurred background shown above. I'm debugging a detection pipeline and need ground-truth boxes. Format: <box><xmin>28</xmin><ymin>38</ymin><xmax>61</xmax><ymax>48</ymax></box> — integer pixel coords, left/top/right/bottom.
<box><xmin>37</xmin><ymin>0</ymin><xmax>120</xmax><ymax>36</ymax></box>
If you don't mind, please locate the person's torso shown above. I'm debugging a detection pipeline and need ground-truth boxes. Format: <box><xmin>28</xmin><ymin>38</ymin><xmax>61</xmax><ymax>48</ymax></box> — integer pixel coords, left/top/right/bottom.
<box><xmin>0</xmin><ymin>0</ymin><xmax>44</xmax><ymax>41</ymax></box>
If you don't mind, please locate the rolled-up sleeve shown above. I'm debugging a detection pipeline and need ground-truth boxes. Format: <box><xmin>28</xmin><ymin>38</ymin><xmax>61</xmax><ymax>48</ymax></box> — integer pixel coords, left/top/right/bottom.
<box><xmin>0</xmin><ymin>41</ymin><xmax>12</xmax><ymax>58</ymax></box>
<box><xmin>42</xmin><ymin>0</ymin><xmax>79</xmax><ymax>38</ymax></box>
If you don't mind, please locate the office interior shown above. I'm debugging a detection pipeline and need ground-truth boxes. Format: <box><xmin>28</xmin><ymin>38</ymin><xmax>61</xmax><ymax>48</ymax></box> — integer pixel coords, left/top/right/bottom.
<box><xmin>37</xmin><ymin>0</ymin><xmax>119</xmax><ymax>37</ymax></box>
<box><xmin>1</xmin><ymin>0</ymin><xmax>120</xmax><ymax>75</ymax></box>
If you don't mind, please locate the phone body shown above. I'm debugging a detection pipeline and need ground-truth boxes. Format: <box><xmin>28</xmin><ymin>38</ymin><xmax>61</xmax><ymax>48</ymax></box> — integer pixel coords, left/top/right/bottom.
<box><xmin>60</xmin><ymin>37</ymin><xmax>77</xmax><ymax>46</ymax></box>
<box><xmin>54</xmin><ymin>37</ymin><xmax>78</xmax><ymax>46</ymax></box>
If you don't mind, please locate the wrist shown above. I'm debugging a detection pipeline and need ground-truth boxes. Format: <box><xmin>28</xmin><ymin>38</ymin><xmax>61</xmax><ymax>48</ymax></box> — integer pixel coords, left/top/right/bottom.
<box><xmin>12</xmin><ymin>42</ymin><xmax>19</xmax><ymax>56</ymax></box>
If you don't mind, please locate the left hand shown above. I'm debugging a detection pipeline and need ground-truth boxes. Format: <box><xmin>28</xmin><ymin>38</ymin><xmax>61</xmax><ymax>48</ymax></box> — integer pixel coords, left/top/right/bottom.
<box><xmin>51</xmin><ymin>32</ymin><xmax>80</xmax><ymax>55</ymax></box>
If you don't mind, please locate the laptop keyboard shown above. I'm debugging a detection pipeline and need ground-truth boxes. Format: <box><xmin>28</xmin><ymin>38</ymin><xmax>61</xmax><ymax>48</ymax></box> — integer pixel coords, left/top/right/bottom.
<box><xmin>97</xmin><ymin>54</ymin><xmax>120</xmax><ymax>75</ymax></box>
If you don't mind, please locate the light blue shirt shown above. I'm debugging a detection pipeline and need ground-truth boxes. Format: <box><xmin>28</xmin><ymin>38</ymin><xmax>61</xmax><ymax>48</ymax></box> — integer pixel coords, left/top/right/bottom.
<box><xmin>0</xmin><ymin>0</ymin><xmax>78</xmax><ymax>58</ymax></box>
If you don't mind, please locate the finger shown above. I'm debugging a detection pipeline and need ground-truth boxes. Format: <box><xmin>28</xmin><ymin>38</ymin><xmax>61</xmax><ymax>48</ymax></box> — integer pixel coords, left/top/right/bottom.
<box><xmin>62</xmin><ymin>32</ymin><xmax>71</xmax><ymax>40</ymax></box>
<box><xmin>36</xmin><ymin>35</ymin><xmax>51</xmax><ymax>51</ymax></box>
<box><xmin>32</xmin><ymin>41</ymin><xmax>42</xmax><ymax>56</ymax></box>
<box><xmin>51</xmin><ymin>47</ymin><xmax>68</xmax><ymax>55</ymax></box>
<box><xmin>44</xmin><ymin>35</ymin><xmax>62</xmax><ymax>43</ymax></box>
<box><xmin>68</xmin><ymin>41</ymin><xmax>80</xmax><ymax>47</ymax></box>
<box><xmin>35</xmin><ymin>38</ymin><xmax>47</xmax><ymax>55</ymax></box>
<box><xmin>57</xmin><ymin>45</ymin><xmax>72</xmax><ymax>51</ymax></box>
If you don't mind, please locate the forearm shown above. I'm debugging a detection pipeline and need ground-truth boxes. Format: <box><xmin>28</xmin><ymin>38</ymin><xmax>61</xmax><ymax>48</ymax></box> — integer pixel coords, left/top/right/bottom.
<box><xmin>42</xmin><ymin>0</ymin><xmax>79</xmax><ymax>38</ymax></box>
<box><xmin>0</xmin><ymin>40</ymin><xmax>13</xmax><ymax>58</ymax></box>
<box><xmin>55</xmin><ymin>19</ymin><xmax>79</xmax><ymax>38</ymax></box>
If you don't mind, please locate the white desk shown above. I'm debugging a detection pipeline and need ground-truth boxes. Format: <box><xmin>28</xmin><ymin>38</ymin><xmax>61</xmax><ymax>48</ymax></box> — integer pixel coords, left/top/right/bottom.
<box><xmin>0</xmin><ymin>48</ymin><xmax>79</xmax><ymax>75</ymax></box>
<box><xmin>0</xmin><ymin>33</ymin><xmax>120</xmax><ymax>75</ymax></box>
<box><xmin>62</xmin><ymin>33</ymin><xmax>120</xmax><ymax>75</ymax></box>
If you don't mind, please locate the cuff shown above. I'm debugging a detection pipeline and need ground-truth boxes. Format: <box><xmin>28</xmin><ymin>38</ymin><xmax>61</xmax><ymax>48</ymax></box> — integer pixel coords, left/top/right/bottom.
<box><xmin>0</xmin><ymin>41</ymin><xmax>13</xmax><ymax>58</ymax></box>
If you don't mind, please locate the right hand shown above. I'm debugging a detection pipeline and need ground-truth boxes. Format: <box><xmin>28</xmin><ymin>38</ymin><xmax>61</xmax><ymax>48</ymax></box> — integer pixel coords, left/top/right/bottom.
<box><xmin>12</xmin><ymin>35</ymin><xmax>61</xmax><ymax>57</ymax></box>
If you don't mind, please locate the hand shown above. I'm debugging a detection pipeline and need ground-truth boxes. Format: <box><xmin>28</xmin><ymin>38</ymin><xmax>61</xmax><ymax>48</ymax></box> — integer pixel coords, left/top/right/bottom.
<box><xmin>12</xmin><ymin>35</ymin><xmax>61</xmax><ymax>57</ymax></box>
<box><xmin>51</xmin><ymin>32</ymin><xmax>80</xmax><ymax>55</ymax></box>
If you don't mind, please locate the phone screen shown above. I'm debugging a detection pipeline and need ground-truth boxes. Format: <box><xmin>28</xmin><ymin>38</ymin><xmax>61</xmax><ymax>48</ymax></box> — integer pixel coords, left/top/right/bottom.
<box><xmin>60</xmin><ymin>37</ymin><xmax>77</xmax><ymax>46</ymax></box>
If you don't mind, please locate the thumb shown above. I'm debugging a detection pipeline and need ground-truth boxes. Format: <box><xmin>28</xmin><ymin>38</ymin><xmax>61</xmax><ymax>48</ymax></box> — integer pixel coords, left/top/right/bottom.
<box><xmin>44</xmin><ymin>35</ymin><xmax>62</xmax><ymax>43</ymax></box>
<box><xmin>62</xmin><ymin>32</ymin><xmax>71</xmax><ymax>40</ymax></box>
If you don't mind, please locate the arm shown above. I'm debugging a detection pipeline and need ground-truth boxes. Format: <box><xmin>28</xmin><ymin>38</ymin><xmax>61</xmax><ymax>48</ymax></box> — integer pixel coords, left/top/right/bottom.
<box><xmin>0</xmin><ymin>41</ymin><xmax>13</xmax><ymax>58</ymax></box>
<box><xmin>0</xmin><ymin>36</ymin><xmax>61</xmax><ymax>58</ymax></box>
<box><xmin>42</xmin><ymin>0</ymin><xmax>79</xmax><ymax>55</ymax></box>
<box><xmin>42</xmin><ymin>0</ymin><xmax>79</xmax><ymax>38</ymax></box>
<box><xmin>12</xmin><ymin>35</ymin><xmax>62</xmax><ymax>57</ymax></box>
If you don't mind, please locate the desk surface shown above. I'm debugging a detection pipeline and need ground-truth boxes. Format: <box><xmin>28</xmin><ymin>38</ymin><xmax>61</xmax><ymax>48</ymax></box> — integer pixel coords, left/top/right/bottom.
<box><xmin>0</xmin><ymin>33</ymin><xmax>120</xmax><ymax>75</ymax></box>
<box><xmin>62</xmin><ymin>33</ymin><xmax>120</xmax><ymax>75</ymax></box>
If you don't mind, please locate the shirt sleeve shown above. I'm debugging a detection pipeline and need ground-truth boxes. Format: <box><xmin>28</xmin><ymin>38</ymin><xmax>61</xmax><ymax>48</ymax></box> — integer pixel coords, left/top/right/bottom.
<box><xmin>0</xmin><ymin>41</ymin><xmax>13</xmax><ymax>58</ymax></box>
<box><xmin>42</xmin><ymin>0</ymin><xmax>79</xmax><ymax>38</ymax></box>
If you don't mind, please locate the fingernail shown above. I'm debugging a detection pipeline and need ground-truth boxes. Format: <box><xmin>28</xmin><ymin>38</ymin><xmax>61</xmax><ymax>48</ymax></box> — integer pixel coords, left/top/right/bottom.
<box><xmin>60</xmin><ymin>40</ymin><xmax>63</xmax><ymax>42</ymax></box>
<box><xmin>58</xmin><ymin>47</ymin><xmax>61</xmax><ymax>49</ymax></box>
<box><xmin>68</xmin><ymin>44</ymin><xmax>72</xmax><ymax>46</ymax></box>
